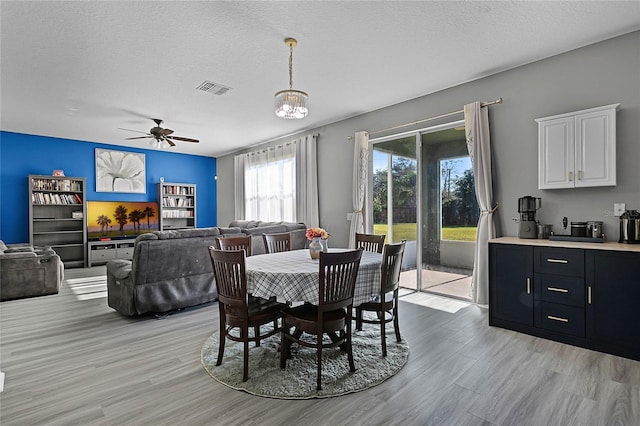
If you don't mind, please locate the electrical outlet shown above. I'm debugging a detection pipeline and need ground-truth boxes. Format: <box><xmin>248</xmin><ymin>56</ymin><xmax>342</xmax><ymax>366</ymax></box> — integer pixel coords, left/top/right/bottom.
<box><xmin>614</xmin><ymin>203</ymin><xmax>626</xmax><ymax>217</ymax></box>
<box><xmin>347</xmin><ymin>213</ymin><xmax>353</xmax><ymax>221</ymax></box>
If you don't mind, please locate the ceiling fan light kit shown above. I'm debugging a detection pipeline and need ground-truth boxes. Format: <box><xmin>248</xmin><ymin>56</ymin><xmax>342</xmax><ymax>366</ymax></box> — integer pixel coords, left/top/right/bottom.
<box><xmin>274</xmin><ymin>38</ymin><xmax>308</xmax><ymax>120</ymax></box>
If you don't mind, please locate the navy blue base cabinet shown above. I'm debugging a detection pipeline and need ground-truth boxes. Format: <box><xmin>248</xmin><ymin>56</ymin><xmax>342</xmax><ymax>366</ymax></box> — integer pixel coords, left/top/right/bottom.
<box><xmin>489</xmin><ymin>240</ymin><xmax>639</xmax><ymax>361</ymax></box>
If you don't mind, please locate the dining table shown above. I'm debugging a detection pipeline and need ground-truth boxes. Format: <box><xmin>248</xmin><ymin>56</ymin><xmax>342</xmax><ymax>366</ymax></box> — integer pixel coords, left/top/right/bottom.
<box><xmin>245</xmin><ymin>248</ymin><xmax>383</xmax><ymax>306</ymax></box>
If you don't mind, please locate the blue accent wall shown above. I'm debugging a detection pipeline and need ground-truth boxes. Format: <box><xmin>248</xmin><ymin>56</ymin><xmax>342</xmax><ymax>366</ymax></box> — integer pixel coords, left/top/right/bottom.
<box><xmin>0</xmin><ymin>131</ymin><xmax>217</xmax><ymax>244</ymax></box>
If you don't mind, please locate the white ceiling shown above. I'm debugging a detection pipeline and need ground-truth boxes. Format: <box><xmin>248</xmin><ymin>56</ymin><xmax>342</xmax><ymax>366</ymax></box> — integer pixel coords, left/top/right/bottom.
<box><xmin>1</xmin><ymin>1</ymin><xmax>639</xmax><ymax>158</ymax></box>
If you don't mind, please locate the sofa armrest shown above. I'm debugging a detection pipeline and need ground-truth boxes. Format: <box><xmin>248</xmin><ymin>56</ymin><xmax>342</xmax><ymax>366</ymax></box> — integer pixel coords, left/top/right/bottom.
<box><xmin>106</xmin><ymin>259</ymin><xmax>132</xmax><ymax>280</ymax></box>
<box><xmin>106</xmin><ymin>259</ymin><xmax>137</xmax><ymax>315</ymax></box>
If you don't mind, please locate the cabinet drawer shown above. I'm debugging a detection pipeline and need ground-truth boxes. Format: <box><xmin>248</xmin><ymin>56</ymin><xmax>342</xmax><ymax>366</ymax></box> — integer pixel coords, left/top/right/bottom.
<box><xmin>90</xmin><ymin>249</ymin><xmax>116</xmax><ymax>262</ymax></box>
<box><xmin>534</xmin><ymin>273</ymin><xmax>585</xmax><ymax>307</ymax></box>
<box><xmin>116</xmin><ymin>247</ymin><xmax>134</xmax><ymax>259</ymax></box>
<box><xmin>535</xmin><ymin>301</ymin><xmax>585</xmax><ymax>337</ymax></box>
<box><xmin>534</xmin><ymin>247</ymin><xmax>584</xmax><ymax>277</ymax></box>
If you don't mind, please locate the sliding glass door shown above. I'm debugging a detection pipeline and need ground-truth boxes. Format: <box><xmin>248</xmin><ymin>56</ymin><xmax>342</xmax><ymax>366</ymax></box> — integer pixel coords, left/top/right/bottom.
<box><xmin>369</xmin><ymin>134</ymin><xmax>419</xmax><ymax>288</ymax></box>
<box><xmin>369</xmin><ymin>120</ymin><xmax>476</xmax><ymax>297</ymax></box>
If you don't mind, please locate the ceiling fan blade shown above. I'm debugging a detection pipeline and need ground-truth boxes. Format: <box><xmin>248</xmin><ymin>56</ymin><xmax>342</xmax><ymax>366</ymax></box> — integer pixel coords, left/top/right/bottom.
<box><xmin>118</xmin><ymin>127</ymin><xmax>149</xmax><ymax>135</ymax></box>
<box><xmin>166</xmin><ymin>139</ymin><xmax>176</xmax><ymax>147</ymax></box>
<box><xmin>125</xmin><ymin>136</ymin><xmax>152</xmax><ymax>140</ymax></box>
<box><xmin>161</xmin><ymin>128</ymin><xmax>174</xmax><ymax>136</ymax></box>
<box><xmin>167</xmin><ymin>135</ymin><xmax>199</xmax><ymax>143</ymax></box>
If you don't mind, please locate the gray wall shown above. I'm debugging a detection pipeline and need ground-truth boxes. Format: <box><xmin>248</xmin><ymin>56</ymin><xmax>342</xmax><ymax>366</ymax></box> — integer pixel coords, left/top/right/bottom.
<box><xmin>217</xmin><ymin>31</ymin><xmax>640</xmax><ymax>248</ymax></box>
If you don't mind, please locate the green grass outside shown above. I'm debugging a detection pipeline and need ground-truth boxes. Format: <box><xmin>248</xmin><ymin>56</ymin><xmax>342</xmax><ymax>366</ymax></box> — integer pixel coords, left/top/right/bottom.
<box><xmin>373</xmin><ymin>224</ymin><xmax>476</xmax><ymax>242</ymax></box>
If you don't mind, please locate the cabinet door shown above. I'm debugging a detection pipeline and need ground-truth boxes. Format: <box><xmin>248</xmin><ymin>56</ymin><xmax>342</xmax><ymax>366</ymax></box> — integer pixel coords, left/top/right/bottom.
<box><xmin>574</xmin><ymin>108</ymin><xmax>616</xmax><ymax>187</ymax></box>
<box><xmin>586</xmin><ymin>250</ymin><xmax>640</xmax><ymax>359</ymax></box>
<box><xmin>537</xmin><ymin>117</ymin><xmax>574</xmax><ymax>189</ymax></box>
<box><xmin>490</xmin><ymin>244</ymin><xmax>534</xmax><ymax>326</ymax></box>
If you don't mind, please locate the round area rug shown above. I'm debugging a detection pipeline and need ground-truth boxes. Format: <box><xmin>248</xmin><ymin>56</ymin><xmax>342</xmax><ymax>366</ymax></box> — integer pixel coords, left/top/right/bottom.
<box><xmin>201</xmin><ymin>327</ymin><xmax>409</xmax><ymax>399</ymax></box>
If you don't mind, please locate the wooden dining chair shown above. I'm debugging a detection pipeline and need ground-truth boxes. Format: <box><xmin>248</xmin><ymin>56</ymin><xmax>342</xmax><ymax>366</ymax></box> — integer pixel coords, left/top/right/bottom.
<box><xmin>280</xmin><ymin>249</ymin><xmax>363</xmax><ymax>391</ymax></box>
<box><xmin>214</xmin><ymin>234</ymin><xmax>253</xmax><ymax>256</ymax></box>
<box><xmin>355</xmin><ymin>232</ymin><xmax>386</xmax><ymax>253</ymax></box>
<box><xmin>262</xmin><ymin>232</ymin><xmax>292</xmax><ymax>254</ymax></box>
<box><xmin>355</xmin><ymin>241</ymin><xmax>406</xmax><ymax>357</ymax></box>
<box><xmin>208</xmin><ymin>247</ymin><xmax>286</xmax><ymax>382</ymax></box>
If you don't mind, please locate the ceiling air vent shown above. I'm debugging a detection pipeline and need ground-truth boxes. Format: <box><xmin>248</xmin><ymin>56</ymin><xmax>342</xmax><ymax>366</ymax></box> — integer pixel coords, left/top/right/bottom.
<box><xmin>196</xmin><ymin>80</ymin><xmax>232</xmax><ymax>96</ymax></box>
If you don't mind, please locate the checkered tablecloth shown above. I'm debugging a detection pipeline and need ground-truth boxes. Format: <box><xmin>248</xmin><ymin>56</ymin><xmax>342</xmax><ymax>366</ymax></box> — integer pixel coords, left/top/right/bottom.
<box><xmin>245</xmin><ymin>249</ymin><xmax>382</xmax><ymax>306</ymax></box>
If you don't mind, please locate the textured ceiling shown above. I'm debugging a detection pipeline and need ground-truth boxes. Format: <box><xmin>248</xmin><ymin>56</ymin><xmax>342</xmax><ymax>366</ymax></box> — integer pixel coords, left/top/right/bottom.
<box><xmin>1</xmin><ymin>1</ymin><xmax>639</xmax><ymax>157</ymax></box>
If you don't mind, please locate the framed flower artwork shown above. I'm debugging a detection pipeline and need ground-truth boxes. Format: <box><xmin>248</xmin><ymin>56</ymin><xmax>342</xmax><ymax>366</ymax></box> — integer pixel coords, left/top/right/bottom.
<box><xmin>95</xmin><ymin>148</ymin><xmax>146</xmax><ymax>193</ymax></box>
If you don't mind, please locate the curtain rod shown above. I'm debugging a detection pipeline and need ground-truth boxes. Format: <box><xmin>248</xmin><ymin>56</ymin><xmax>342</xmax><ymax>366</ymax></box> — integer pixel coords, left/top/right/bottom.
<box><xmin>347</xmin><ymin>98</ymin><xmax>502</xmax><ymax>140</ymax></box>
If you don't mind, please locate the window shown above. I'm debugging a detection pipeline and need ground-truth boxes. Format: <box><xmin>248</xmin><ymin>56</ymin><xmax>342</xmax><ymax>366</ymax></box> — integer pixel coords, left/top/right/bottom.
<box><xmin>243</xmin><ymin>144</ymin><xmax>296</xmax><ymax>222</ymax></box>
<box><xmin>440</xmin><ymin>156</ymin><xmax>478</xmax><ymax>241</ymax></box>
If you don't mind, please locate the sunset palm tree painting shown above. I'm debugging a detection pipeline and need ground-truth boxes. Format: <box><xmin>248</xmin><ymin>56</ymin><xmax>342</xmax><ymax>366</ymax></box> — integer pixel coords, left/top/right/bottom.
<box><xmin>86</xmin><ymin>201</ymin><xmax>159</xmax><ymax>240</ymax></box>
<box><xmin>143</xmin><ymin>206</ymin><xmax>155</xmax><ymax>231</ymax></box>
<box><xmin>96</xmin><ymin>215</ymin><xmax>112</xmax><ymax>236</ymax></box>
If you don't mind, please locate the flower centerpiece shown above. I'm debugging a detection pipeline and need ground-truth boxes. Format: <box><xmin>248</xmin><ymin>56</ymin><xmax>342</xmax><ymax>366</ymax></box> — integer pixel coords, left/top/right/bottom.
<box><xmin>306</xmin><ymin>227</ymin><xmax>330</xmax><ymax>240</ymax></box>
<box><xmin>306</xmin><ymin>227</ymin><xmax>330</xmax><ymax>259</ymax></box>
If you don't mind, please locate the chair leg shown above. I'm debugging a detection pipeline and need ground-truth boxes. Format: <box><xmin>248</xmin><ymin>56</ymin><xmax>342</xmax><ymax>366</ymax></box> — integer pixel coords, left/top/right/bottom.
<box><xmin>355</xmin><ymin>306</ymin><xmax>362</xmax><ymax>331</ymax></box>
<box><xmin>216</xmin><ymin>307</ymin><xmax>226</xmax><ymax>366</ymax></box>
<box><xmin>280</xmin><ymin>322</ymin><xmax>288</xmax><ymax>369</ymax></box>
<box><xmin>347</xmin><ymin>314</ymin><xmax>356</xmax><ymax>372</ymax></box>
<box><xmin>243</xmin><ymin>328</ymin><xmax>249</xmax><ymax>382</ymax></box>
<box><xmin>254</xmin><ymin>326</ymin><xmax>260</xmax><ymax>347</ymax></box>
<box><xmin>393</xmin><ymin>295</ymin><xmax>401</xmax><ymax>342</ymax></box>
<box><xmin>317</xmin><ymin>338</ymin><xmax>323</xmax><ymax>391</ymax></box>
<box><xmin>381</xmin><ymin>309</ymin><xmax>387</xmax><ymax>357</ymax></box>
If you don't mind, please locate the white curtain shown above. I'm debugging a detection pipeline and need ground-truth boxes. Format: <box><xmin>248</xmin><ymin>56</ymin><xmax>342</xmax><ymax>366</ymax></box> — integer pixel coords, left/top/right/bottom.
<box><xmin>348</xmin><ymin>131</ymin><xmax>369</xmax><ymax>248</ymax></box>
<box><xmin>233</xmin><ymin>134</ymin><xmax>318</xmax><ymax>226</ymax></box>
<box><xmin>295</xmin><ymin>134</ymin><xmax>319</xmax><ymax>227</ymax></box>
<box><xmin>464</xmin><ymin>101</ymin><xmax>496</xmax><ymax>306</ymax></box>
<box><xmin>242</xmin><ymin>142</ymin><xmax>297</xmax><ymax>222</ymax></box>
<box><xmin>233</xmin><ymin>154</ymin><xmax>246</xmax><ymax>220</ymax></box>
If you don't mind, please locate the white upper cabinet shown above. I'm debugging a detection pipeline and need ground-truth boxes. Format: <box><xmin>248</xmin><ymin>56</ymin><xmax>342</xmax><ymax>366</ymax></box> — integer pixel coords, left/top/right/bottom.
<box><xmin>536</xmin><ymin>103</ymin><xmax>619</xmax><ymax>189</ymax></box>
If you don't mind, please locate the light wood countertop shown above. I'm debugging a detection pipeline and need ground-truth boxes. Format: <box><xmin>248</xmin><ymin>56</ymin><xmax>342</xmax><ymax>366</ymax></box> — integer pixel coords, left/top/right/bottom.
<box><xmin>490</xmin><ymin>236</ymin><xmax>640</xmax><ymax>253</ymax></box>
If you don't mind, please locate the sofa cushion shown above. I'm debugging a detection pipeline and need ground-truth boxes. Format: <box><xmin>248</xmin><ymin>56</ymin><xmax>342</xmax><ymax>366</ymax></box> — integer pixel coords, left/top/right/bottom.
<box><xmin>228</xmin><ymin>220</ymin><xmax>260</xmax><ymax>228</ymax></box>
<box><xmin>0</xmin><ymin>251</ymin><xmax>37</xmax><ymax>259</ymax></box>
<box><xmin>219</xmin><ymin>227</ymin><xmax>243</xmax><ymax>235</ymax></box>
<box><xmin>4</xmin><ymin>246</ymin><xmax>35</xmax><ymax>253</ymax></box>
<box><xmin>241</xmin><ymin>224</ymin><xmax>288</xmax><ymax>236</ymax></box>
<box><xmin>153</xmin><ymin>227</ymin><xmax>221</xmax><ymax>240</ymax></box>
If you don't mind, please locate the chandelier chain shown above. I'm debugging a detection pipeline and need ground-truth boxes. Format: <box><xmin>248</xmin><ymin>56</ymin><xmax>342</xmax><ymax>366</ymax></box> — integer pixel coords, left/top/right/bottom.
<box><xmin>288</xmin><ymin>45</ymin><xmax>294</xmax><ymax>90</ymax></box>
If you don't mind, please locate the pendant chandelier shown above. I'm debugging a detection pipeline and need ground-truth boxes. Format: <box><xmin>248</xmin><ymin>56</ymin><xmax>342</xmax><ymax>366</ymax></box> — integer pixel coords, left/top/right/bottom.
<box><xmin>274</xmin><ymin>38</ymin><xmax>308</xmax><ymax>120</ymax></box>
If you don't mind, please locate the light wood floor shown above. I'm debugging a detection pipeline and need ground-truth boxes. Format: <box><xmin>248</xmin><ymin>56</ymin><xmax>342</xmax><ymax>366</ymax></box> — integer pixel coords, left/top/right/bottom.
<box><xmin>1</xmin><ymin>266</ymin><xmax>638</xmax><ymax>425</ymax></box>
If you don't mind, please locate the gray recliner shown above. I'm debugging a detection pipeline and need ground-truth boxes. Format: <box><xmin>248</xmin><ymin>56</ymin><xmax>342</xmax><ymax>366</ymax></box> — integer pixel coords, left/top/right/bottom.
<box><xmin>0</xmin><ymin>241</ymin><xmax>64</xmax><ymax>301</ymax></box>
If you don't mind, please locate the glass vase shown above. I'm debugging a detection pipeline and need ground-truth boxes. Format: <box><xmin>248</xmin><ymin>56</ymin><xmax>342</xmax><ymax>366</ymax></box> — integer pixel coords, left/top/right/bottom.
<box><xmin>320</xmin><ymin>238</ymin><xmax>328</xmax><ymax>252</ymax></box>
<box><xmin>309</xmin><ymin>237</ymin><xmax>322</xmax><ymax>259</ymax></box>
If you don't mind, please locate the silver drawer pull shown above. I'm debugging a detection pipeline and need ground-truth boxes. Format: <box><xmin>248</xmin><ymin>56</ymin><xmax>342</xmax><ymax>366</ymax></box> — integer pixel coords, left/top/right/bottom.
<box><xmin>547</xmin><ymin>258</ymin><xmax>568</xmax><ymax>264</ymax></box>
<box><xmin>547</xmin><ymin>287</ymin><xmax>569</xmax><ymax>293</ymax></box>
<box><xmin>547</xmin><ymin>315</ymin><xmax>569</xmax><ymax>323</ymax></box>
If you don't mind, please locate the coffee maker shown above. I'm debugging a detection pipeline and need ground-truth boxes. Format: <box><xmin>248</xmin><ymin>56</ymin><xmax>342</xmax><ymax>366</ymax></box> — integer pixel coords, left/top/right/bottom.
<box><xmin>518</xmin><ymin>196</ymin><xmax>541</xmax><ymax>239</ymax></box>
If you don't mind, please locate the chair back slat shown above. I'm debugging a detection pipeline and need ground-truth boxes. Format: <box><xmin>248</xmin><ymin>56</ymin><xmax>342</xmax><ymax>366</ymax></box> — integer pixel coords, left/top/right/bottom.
<box><xmin>319</xmin><ymin>249</ymin><xmax>363</xmax><ymax>311</ymax></box>
<box><xmin>215</xmin><ymin>235</ymin><xmax>253</xmax><ymax>256</ymax></box>
<box><xmin>208</xmin><ymin>247</ymin><xmax>247</xmax><ymax>310</ymax></box>
<box><xmin>355</xmin><ymin>233</ymin><xmax>386</xmax><ymax>253</ymax></box>
<box><xmin>380</xmin><ymin>241</ymin><xmax>406</xmax><ymax>293</ymax></box>
<box><xmin>263</xmin><ymin>233</ymin><xmax>291</xmax><ymax>254</ymax></box>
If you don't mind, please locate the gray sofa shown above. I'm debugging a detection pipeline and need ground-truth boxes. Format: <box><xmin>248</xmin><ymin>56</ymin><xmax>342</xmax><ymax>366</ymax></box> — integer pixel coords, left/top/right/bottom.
<box><xmin>229</xmin><ymin>220</ymin><xmax>307</xmax><ymax>255</ymax></box>
<box><xmin>0</xmin><ymin>241</ymin><xmax>64</xmax><ymax>301</ymax></box>
<box><xmin>106</xmin><ymin>227</ymin><xmax>243</xmax><ymax>316</ymax></box>
<box><xmin>106</xmin><ymin>222</ymin><xmax>307</xmax><ymax>316</ymax></box>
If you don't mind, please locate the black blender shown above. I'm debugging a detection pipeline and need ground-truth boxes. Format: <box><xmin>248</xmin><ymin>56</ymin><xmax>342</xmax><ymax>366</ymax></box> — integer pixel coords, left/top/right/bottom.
<box><xmin>518</xmin><ymin>196</ymin><xmax>541</xmax><ymax>239</ymax></box>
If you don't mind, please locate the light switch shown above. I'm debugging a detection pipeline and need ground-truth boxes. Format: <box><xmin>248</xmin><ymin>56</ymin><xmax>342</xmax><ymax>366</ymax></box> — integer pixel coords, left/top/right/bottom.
<box><xmin>614</xmin><ymin>203</ymin><xmax>626</xmax><ymax>216</ymax></box>
<box><xmin>347</xmin><ymin>213</ymin><xmax>353</xmax><ymax>221</ymax></box>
